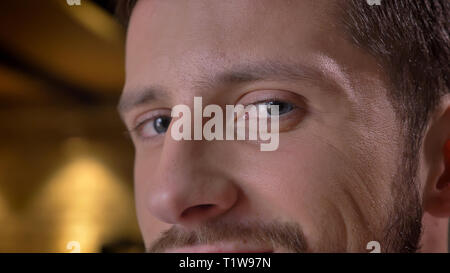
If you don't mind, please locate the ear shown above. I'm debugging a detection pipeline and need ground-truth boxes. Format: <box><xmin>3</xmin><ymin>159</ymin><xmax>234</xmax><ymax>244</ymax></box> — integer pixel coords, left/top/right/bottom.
<box><xmin>423</xmin><ymin>95</ymin><xmax>450</xmax><ymax>217</ymax></box>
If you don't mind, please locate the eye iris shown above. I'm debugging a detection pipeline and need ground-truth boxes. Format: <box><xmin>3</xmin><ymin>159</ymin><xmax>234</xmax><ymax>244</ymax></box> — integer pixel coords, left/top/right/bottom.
<box><xmin>266</xmin><ymin>101</ymin><xmax>293</xmax><ymax>115</ymax></box>
<box><xmin>153</xmin><ymin>116</ymin><xmax>171</xmax><ymax>134</ymax></box>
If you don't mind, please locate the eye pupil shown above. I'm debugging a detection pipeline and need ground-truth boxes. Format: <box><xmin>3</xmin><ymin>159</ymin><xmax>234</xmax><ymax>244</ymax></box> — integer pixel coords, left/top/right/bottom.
<box><xmin>154</xmin><ymin>116</ymin><xmax>171</xmax><ymax>134</ymax></box>
<box><xmin>266</xmin><ymin>101</ymin><xmax>293</xmax><ymax>115</ymax></box>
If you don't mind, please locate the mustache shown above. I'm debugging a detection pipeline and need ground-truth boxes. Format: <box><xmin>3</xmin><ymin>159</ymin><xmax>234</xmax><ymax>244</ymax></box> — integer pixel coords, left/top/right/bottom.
<box><xmin>147</xmin><ymin>220</ymin><xmax>308</xmax><ymax>253</ymax></box>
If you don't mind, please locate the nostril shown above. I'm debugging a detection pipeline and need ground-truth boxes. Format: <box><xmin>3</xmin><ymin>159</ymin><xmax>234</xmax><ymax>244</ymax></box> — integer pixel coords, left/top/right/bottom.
<box><xmin>180</xmin><ymin>204</ymin><xmax>215</xmax><ymax>219</ymax></box>
<box><xmin>197</xmin><ymin>204</ymin><xmax>214</xmax><ymax>209</ymax></box>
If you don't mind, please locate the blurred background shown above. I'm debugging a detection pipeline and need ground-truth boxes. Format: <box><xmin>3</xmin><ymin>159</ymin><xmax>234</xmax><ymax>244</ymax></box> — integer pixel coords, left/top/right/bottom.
<box><xmin>0</xmin><ymin>0</ymin><xmax>143</xmax><ymax>252</ymax></box>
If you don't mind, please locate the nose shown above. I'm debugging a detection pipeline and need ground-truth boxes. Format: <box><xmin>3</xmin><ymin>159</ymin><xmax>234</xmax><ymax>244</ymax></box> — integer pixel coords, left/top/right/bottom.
<box><xmin>147</xmin><ymin>133</ymin><xmax>239</xmax><ymax>226</ymax></box>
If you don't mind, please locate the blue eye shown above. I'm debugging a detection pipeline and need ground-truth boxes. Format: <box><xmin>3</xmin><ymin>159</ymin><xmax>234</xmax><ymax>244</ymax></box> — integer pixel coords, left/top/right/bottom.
<box><xmin>134</xmin><ymin>115</ymin><xmax>172</xmax><ymax>139</ymax></box>
<box><xmin>153</xmin><ymin>116</ymin><xmax>171</xmax><ymax>134</ymax></box>
<box><xmin>261</xmin><ymin>101</ymin><xmax>295</xmax><ymax>116</ymax></box>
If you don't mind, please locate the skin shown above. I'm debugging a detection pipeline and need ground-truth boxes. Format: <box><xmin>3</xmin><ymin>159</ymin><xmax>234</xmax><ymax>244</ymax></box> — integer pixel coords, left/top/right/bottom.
<box><xmin>119</xmin><ymin>0</ymin><xmax>450</xmax><ymax>252</ymax></box>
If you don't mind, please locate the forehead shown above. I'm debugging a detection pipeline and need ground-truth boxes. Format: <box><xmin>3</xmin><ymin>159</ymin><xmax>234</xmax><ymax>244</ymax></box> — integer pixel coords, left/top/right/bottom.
<box><xmin>124</xmin><ymin>0</ymin><xmax>344</xmax><ymax>88</ymax></box>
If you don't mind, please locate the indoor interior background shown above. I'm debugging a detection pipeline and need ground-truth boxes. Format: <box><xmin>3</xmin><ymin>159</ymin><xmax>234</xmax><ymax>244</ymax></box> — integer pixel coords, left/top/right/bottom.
<box><xmin>0</xmin><ymin>0</ymin><xmax>143</xmax><ymax>252</ymax></box>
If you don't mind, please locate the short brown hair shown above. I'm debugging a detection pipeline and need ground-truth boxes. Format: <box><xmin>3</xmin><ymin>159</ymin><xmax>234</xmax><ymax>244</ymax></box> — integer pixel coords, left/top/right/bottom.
<box><xmin>115</xmin><ymin>0</ymin><xmax>138</xmax><ymax>27</ymax></box>
<box><xmin>342</xmin><ymin>0</ymin><xmax>449</xmax><ymax>170</ymax></box>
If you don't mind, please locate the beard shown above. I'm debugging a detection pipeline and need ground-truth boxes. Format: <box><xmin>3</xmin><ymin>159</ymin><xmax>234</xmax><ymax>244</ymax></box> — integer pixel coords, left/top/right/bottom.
<box><xmin>147</xmin><ymin>187</ymin><xmax>422</xmax><ymax>253</ymax></box>
<box><xmin>147</xmin><ymin>221</ymin><xmax>308</xmax><ymax>253</ymax></box>
<box><xmin>380</xmin><ymin>137</ymin><xmax>423</xmax><ymax>253</ymax></box>
<box><xmin>147</xmin><ymin>140</ymin><xmax>424</xmax><ymax>253</ymax></box>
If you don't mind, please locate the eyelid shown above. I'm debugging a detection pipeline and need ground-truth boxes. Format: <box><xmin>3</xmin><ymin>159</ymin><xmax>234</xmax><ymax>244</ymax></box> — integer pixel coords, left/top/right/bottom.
<box><xmin>132</xmin><ymin>109</ymin><xmax>172</xmax><ymax>129</ymax></box>
<box><xmin>132</xmin><ymin>117</ymin><xmax>154</xmax><ymax>134</ymax></box>
<box><xmin>235</xmin><ymin>89</ymin><xmax>307</xmax><ymax>108</ymax></box>
<box><xmin>235</xmin><ymin>89</ymin><xmax>308</xmax><ymax>120</ymax></box>
<box><xmin>235</xmin><ymin>90</ymin><xmax>308</xmax><ymax>132</ymax></box>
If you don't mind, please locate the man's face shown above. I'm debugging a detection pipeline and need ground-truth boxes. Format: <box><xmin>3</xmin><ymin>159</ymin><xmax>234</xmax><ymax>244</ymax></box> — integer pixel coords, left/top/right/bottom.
<box><xmin>120</xmin><ymin>0</ymin><xmax>421</xmax><ymax>252</ymax></box>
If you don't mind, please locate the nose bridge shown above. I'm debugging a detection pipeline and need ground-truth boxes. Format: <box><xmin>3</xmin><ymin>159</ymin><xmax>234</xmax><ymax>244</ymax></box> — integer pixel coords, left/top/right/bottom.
<box><xmin>149</xmin><ymin>133</ymin><xmax>197</xmax><ymax>220</ymax></box>
<box><xmin>147</xmin><ymin>129</ymin><xmax>238</xmax><ymax>225</ymax></box>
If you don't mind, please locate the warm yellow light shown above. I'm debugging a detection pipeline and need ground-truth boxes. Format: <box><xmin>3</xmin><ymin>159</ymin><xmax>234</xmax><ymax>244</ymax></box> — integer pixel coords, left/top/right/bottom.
<box><xmin>55</xmin><ymin>0</ymin><xmax>125</xmax><ymax>45</ymax></box>
<box><xmin>27</xmin><ymin>138</ymin><xmax>137</xmax><ymax>252</ymax></box>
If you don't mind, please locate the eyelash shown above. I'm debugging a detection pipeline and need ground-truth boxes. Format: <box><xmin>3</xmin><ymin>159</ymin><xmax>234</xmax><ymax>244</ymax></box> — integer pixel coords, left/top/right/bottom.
<box><xmin>254</xmin><ymin>100</ymin><xmax>298</xmax><ymax>111</ymax></box>
<box><xmin>128</xmin><ymin>96</ymin><xmax>306</xmax><ymax>141</ymax></box>
<box><xmin>132</xmin><ymin>116</ymin><xmax>162</xmax><ymax>138</ymax></box>
<box><xmin>133</xmin><ymin>118</ymin><xmax>152</xmax><ymax>133</ymax></box>
<box><xmin>124</xmin><ymin>112</ymin><xmax>168</xmax><ymax>141</ymax></box>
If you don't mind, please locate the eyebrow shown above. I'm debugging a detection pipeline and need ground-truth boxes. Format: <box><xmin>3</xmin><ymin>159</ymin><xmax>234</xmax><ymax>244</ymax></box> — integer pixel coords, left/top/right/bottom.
<box><xmin>117</xmin><ymin>60</ymin><xmax>332</xmax><ymax>116</ymax></box>
<box><xmin>118</xmin><ymin>85</ymin><xmax>167</xmax><ymax>115</ymax></box>
<box><xmin>212</xmin><ymin>61</ymin><xmax>323</xmax><ymax>86</ymax></box>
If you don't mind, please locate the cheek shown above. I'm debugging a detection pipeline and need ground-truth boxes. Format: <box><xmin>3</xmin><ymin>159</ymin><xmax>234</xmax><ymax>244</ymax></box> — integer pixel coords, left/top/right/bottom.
<box><xmin>133</xmin><ymin>150</ymin><xmax>170</xmax><ymax>248</ymax></box>
<box><xmin>229</xmin><ymin>130</ymin><xmax>392</xmax><ymax>251</ymax></box>
<box><xmin>222</xmin><ymin>137</ymin><xmax>349</xmax><ymax>250</ymax></box>
<box><xmin>133</xmin><ymin>151</ymin><xmax>157</xmax><ymax>202</ymax></box>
